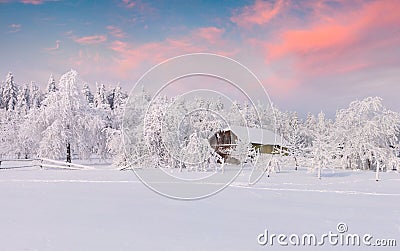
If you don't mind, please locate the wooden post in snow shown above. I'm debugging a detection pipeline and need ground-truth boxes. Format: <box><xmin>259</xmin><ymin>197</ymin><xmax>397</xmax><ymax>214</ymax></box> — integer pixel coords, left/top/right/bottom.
<box><xmin>66</xmin><ymin>142</ymin><xmax>71</xmax><ymax>163</ymax></box>
<box><xmin>375</xmin><ymin>160</ymin><xmax>380</xmax><ymax>181</ymax></box>
<box><xmin>317</xmin><ymin>165</ymin><xmax>322</xmax><ymax>179</ymax></box>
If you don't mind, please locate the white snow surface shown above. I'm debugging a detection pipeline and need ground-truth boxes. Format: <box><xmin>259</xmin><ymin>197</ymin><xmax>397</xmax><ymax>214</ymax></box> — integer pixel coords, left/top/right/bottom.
<box><xmin>0</xmin><ymin>163</ymin><xmax>399</xmax><ymax>250</ymax></box>
<box><xmin>226</xmin><ymin>125</ymin><xmax>288</xmax><ymax>146</ymax></box>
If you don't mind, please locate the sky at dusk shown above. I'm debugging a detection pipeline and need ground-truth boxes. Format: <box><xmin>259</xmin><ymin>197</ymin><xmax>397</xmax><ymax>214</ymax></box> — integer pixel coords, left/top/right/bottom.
<box><xmin>1</xmin><ymin>0</ymin><xmax>399</xmax><ymax>117</ymax></box>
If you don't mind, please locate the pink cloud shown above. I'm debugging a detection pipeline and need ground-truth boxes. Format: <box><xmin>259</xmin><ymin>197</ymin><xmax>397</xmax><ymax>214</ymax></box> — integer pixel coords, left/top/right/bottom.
<box><xmin>108</xmin><ymin>28</ymin><xmax>236</xmax><ymax>78</ymax></box>
<box><xmin>0</xmin><ymin>0</ymin><xmax>54</xmax><ymax>3</ymax></box>
<box><xmin>106</xmin><ymin>25</ymin><xmax>126</xmax><ymax>38</ymax></box>
<box><xmin>69</xmin><ymin>49</ymin><xmax>104</xmax><ymax>78</ymax></box>
<box><xmin>195</xmin><ymin>27</ymin><xmax>225</xmax><ymax>45</ymax></box>
<box><xmin>46</xmin><ymin>40</ymin><xmax>61</xmax><ymax>51</ymax></box>
<box><xmin>231</xmin><ymin>0</ymin><xmax>285</xmax><ymax>28</ymax></box>
<box><xmin>262</xmin><ymin>0</ymin><xmax>400</xmax><ymax>77</ymax></box>
<box><xmin>263</xmin><ymin>74</ymin><xmax>298</xmax><ymax>96</ymax></box>
<box><xmin>109</xmin><ymin>39</ymin><xmax>203</xmax><ymax>77</ymax></box>
<box><xmin>122</xmin><ymin>0</ymin><xmax>135</xmax><ymax>8</ymax></box>
<box><xmin>73</xmin><ymin>35</ymin><xmax>107</xmax><ymax>45</ymax></box>
<box><xmin>20</xmin><ymin>0</ymin><xmax>43</xmax><ymax>4</ymax></box>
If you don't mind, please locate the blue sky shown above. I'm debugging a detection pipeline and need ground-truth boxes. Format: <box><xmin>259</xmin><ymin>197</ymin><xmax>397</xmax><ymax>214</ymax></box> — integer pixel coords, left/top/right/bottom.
<box><xmin>1</xmin><ymin>0</ymin><xmax>399</xmax><ymax>116</ymax></box>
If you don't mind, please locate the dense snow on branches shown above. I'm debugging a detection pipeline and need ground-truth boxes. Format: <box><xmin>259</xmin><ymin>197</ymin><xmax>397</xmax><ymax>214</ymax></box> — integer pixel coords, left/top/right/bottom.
<box><xmin>0</xmin><ymin>70</ymin><xmax>399</xmax><ymax>174</ymax></box>
<box><xmin>0</xmin><ymin>70</ymin><xmax>128</xmax><ymax>162</ymax></box>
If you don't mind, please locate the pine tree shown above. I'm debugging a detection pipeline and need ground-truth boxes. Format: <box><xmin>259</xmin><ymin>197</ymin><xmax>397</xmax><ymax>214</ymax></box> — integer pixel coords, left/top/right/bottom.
<box><xmin>228</xmin><ymin>101</ymin><xmax>243</xmax><ymax>126</ymax></box>
<box><xmin>46</xmin><ymin>74</ymin><xmax>58</xmax><ymax>93</ymax></box>
<box><xmin>29</xmin><ymin>81</ymin><xmax>42</xmax><ymax>109</ymax></box>
<box><xmin>2</xmin><ymin>72</ymin><xmax>18</xmax><ymax>111</ymax></box>
<box><xmin>112</xmin><ymin>84</ymin><xmax>127</xmax><ymax>110</ymax></box>
<box><xmin>242</xmin><ymin>100</ymin><xmax>260</xmax><ymax>128</ymax></box>
<box><xmin>0</xmin><ymin>81</ymin><xmax>4</xmax><ymax>109</ymax></box>
<box><xmin>107</xmin><ymin>87</ymin><xmax>115</xmax><ymax>110</ymax></box>
<box><xmin>81</xmin><ymin>82</ymin><xmax>94</xmax><ymax>104</ymax></box>
<box><xmin>94</xmin><ymin>82</ymin><xmax>109</xmax><ymax>108</ymax></box>
<box><xmin>16</xmin><ymin>84</ymin><xmax>30</xmax><ymax>115</ymax></box>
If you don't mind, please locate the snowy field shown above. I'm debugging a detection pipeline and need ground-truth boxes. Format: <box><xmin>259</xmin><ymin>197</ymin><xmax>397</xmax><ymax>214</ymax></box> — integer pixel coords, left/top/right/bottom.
<box><xmin>0</xmin><ymin>162</ymin><xmax>399</xmax><ymax>250</ymax></box>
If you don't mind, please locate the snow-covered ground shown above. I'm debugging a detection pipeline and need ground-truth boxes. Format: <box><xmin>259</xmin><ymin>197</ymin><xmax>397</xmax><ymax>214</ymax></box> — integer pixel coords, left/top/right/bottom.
<box><xmin>0</xmin><ymin>163</ymin><xmax>399</xmax><ymax>250</ymax></box>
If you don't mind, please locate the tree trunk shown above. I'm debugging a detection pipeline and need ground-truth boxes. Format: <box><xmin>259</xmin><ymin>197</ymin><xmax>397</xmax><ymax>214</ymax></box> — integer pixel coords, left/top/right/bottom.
<box><xmin>66</xmin><ymin>142</ymin><xmax>71</xmax><ymax>163</ymax></box>
<box><xmin>294</xmin><ymin>156</ymin><xmax>298</xmax><ymax>170</ymax></box>
<box><xmin>375</xmin><ymin>160</ymin><xmax>380</xmax><ymax>181</ymax></box>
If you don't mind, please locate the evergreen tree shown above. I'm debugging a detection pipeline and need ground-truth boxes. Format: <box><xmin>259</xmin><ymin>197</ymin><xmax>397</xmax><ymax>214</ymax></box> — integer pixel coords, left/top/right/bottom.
<box><xmin>94</xmin><ymin>82</ymin><xmax>109</xmax><ymax>108</ymax></box>
<box><xmin>46</xmin><ymin>74</ymin><xmax>58</xmax><ymax>93</ymax></box>
<box><xmin>0</xmin><ymin>81</ymin><xmax>4</xmax><ymax>109</ymax></box>
<box><xmin>112</xmin><ymin>84</ymin><xmax>127</xmax><ymax>110</ymax></box>
<box><xmin>16</xmin><ymin>83</ymin><xmax>30</xmax><ymax>115</ymax></box>
<box><xmin>29</xmin><ymin>81</ymin><xmax>42</xmax><ymax>109</ymax></box>
<box><xmin>81</xmin><ymin>82</ymin><xmax>94</xmax><ymax>104</ymax></box>
<box><xmin>2</xmin><ymin>72</ymin><xmax>18</xmax><ymax>111</ymax></box>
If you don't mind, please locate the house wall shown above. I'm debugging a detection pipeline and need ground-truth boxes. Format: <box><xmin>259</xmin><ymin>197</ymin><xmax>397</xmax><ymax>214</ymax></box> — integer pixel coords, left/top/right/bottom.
<box><xmin>209</xmin><ymin>130</ymin><xmax>286</xmax><ymax>160</ymax></box>
<box><xmin>252</xmin><ymin>144</ymin><xmax>286</xmax><ymax>154</ymax></box>
<box><xmin>209</xmin><ymin>131</ymin><xmax>234</xmax><ymax>160</ymax></box>
<box><xmin>209</xmin><ymin>131</ymin><xmax>233</xmax><ymax>147</ymax></box>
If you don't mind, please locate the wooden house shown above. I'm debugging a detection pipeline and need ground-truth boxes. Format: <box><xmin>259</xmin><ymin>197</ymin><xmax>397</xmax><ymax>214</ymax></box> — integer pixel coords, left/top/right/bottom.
<box><xmin>209</xmin><ymin>126</ymin><xmax>287</xmax><ymax>160</ymax></box>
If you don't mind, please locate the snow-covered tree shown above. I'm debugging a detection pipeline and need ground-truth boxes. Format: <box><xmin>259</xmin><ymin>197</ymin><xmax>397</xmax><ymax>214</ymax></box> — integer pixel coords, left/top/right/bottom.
<box><xmin>29</xmin><ymin>81</ymin><xmax>42</xmax><ymax>109</ymax></box>
<box><xmin>109</xmin><ymin>84</ymin><xmax>127</xmax><ymax>130</ymax></box>
<box><xmin>254</xmin><ymin>154</ymin><xmax>280</xmax><ymax>178</ymax></box>
<box><xmin>335</xmin><ymin>97</ymin><xmax>400</xmax><ymax>175</ymax></box>
<box><xmin>46</xmin><ymin>74</ymin><xmax>58</xmax><ymax>93</ymax></box>
<box><xmin>15</xmin><ymin>84</ymin><xmax>30</xmax><ymax>115</ymax></box>
<box><xmin>284</xmin><ymin>112</ymin><xmax>305</xmax><ymax>170</ymax></box>
<box><xmin>112</xmin><ymin>84</ymin><xmax>127</xmax><ymax>110</ymax></box>
<box><xmin>94</xmin><ymin>82</ymin><xmax>109</xmax><ymax>108</ymax></box>
<box><xmin>230</xmin><ymin>138</ymin><xmax>253</xmax><ymax>165</ymax></box>
<box><xmin>180</xmin><ymin>133</ymin><xmax>211</xmax><ymax>171</ymax></box>
<box><xmin>310</xmin><ymin>112</ymin><xmax>334</xmax><ymax>179</ymax></box>
<box><xmin>31</xmin><ymin>70</ymin><xmax>94</xmax><ymax>162</ymax></box>
<box><xmin>0</xmin><ymin>82</ymin><xmax>4</xmax><ymax>109</ymax></box>
<box><xmin>227</xmin><ymin>101</ymin><xmax>243</xmax><ymax>126</ymax></box>
<box><xmin>143</xmin><ymin>96</ymin><xmax>168</xmax><ymax>166</ymax></box>
<box><xmin>120</xmin><ymin>87</ymin><xmax>151</xmax><ymax>166</ymax></box>
<box><xmin>81</xmin><ymin>82</ymin><xmax>93</xmax><ymax>104</ymax></box>
<box><xmin>17</xmin><ymin>116</ymin><xmax>39</xmax><ymax>159</ymax></box>
<box><xmin>303</xmin><ymin>112</ymin><xmax>316</xmax><ymax>149</ymax></box>
<box><xmin>242</xmin><ymin>100</ymin><xmax>260</xmax><ymax>128</ymax></box>
<box><xmin>209</xmin><ymin>96</ymin><xmax>224</xmax><ymax>112</ymax></box>
<box><xmin>256</xmin><ymin>101</ymin><xmax>275</xmax><ymax>131</ymax></box>
<box><xmin>2</xmin><ymin>72</ymin><xmax>18</xmax><ymax>111</ymax></box>
<box><xmin>0</xmin><ymin>110</ymin><xmax>19</xmax><ymax>158</ymax></box>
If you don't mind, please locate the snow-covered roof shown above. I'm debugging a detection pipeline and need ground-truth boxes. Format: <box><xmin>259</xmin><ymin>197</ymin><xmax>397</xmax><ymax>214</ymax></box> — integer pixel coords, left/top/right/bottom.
<box><xmin>224</xmin><ymin>126</ymin><xmax>288</xmax><ymax>146</ymax></box>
